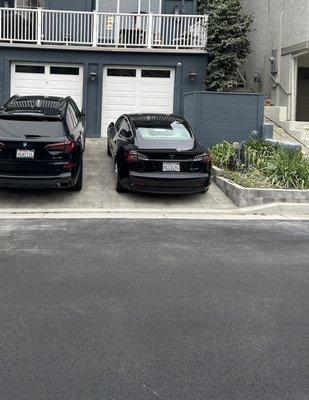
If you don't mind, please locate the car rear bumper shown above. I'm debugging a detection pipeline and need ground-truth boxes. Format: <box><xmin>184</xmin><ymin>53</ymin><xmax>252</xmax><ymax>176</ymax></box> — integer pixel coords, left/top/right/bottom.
<box><xmin>122</xmin><ymin>171</ymin><xmax>212</xmax><ymax>194</ymax></box>
<box><xmin>0</xmin><ymin>172</ymin><xmax>75</xmax><ymax>189</ymax></box>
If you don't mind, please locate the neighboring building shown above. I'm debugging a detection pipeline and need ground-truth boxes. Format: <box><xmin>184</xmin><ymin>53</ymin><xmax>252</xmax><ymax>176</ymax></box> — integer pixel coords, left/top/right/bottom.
<box><xmin>242</xmin><ymin>0</ymin><xmax>309</xmax><ymax>122</ymax></box>
<box><xmin>0</xmin><ymin>0</ymin><xmax>208</xmax><ymax>137</ymax></box>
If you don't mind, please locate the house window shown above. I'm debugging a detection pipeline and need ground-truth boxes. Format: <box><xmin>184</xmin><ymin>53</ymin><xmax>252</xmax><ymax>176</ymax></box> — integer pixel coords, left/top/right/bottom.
<box><xmin>15</xmin><ymin>65</ymin><xmax>45</xmax><ymax>74</ymax></box>
<box><xmin>15</xmin><ymin>0</ymin><xmax>44</xmax><ymax>8</ymax></box>
<box><xmin>96</xmin><ymin>0</ymin><xmax>162</xmax><ymax>14</ymax></box>
<box><xmin>141</xmin><ymin>69</ymin><xmax>171</xmax><ymax>78</ymax></box>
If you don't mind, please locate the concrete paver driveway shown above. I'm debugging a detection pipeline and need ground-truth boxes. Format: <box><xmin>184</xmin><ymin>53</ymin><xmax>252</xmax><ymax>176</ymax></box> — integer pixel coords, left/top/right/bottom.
<box><xmin>0</xmin><ymin>139</ymin><xmax>235</xmax><ymax>212</ymax></box>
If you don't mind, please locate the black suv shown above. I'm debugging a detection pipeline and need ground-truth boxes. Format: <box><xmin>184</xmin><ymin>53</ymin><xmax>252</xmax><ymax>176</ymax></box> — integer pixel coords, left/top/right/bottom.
<box><xmin>0</xmin><ymin>95</ymin><xmax>86</xmax><ymax>191</ymax></box>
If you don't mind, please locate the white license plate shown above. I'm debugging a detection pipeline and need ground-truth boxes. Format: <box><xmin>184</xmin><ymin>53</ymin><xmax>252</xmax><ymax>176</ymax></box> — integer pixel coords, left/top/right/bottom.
<box><xmin>16</xmin><ymin>149</ymin><xmax>35</xmax><ymax>159</ymax></box>
<box><xmin>163</xmin><ymin>162</ymin><xmax>180</xmax><ymax>172</ymax></box>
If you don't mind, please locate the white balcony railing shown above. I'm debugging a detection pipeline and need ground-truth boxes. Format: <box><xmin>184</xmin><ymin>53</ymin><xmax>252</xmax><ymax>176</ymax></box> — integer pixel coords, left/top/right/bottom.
<box><xmin>0</xmin><ymin>7</ymin><xmax>208</xmax><ymax>50</ymax></box>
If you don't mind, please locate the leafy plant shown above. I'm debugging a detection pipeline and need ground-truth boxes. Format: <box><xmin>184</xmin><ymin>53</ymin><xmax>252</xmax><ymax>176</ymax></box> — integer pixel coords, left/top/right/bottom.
<box><xmin>223</xmin><ymin>168</ymin><xmax>273</xmax><ymax>188</ymax></box>
<box><xmin>246</xmin><ymin>139</ymin><xmax>278</xmax><ymax>169</ymax></box>
<box><xmin>211</xmin><ymin>139</ymin><xmax>309</xmax><ymax>190</ymax></box>
<box><xmin>210</xmin><ymin>141</ymin><xmax>235</xmax><ymax>169</ymax></box>
<box><xmin>198</xmin><ymin>0</ymin><xmax>254</xmax><ymax>91</ymax></box>
<box><xmin>265</xmin><ymin>148</ymin><xmax>309</xmax><ymax>189</ymax></box>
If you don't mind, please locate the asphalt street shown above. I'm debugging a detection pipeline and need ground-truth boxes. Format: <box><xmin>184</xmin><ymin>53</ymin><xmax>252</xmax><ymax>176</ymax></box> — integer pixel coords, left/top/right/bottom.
<box><xmin>0</xmin><ymin>219</ymin><xmax>308</xmax><ymax>400</ymax></box>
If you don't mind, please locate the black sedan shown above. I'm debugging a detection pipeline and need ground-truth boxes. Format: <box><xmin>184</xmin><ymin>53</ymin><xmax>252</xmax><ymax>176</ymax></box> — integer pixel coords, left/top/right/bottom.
<box><xmin>0</xmin><ymin>95</ymin><xmax>86</xmax><ymax>191</ymax></box>
<box><xmin>107</xmin><ymin>114</ymin><xmax>212</xmax><ymax>194</ymax></box>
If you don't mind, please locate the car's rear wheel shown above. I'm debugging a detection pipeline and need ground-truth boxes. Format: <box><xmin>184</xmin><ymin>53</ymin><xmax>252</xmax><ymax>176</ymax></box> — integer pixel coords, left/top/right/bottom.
<box><xmin>69</xmin><ymin>159</ymin><xmax>83</xmax><ymax>192</ymax></box>
<box><xmin>114</xmin><ymin>162</ymin><xmax>126</xmax><ymax>193</ymax></box>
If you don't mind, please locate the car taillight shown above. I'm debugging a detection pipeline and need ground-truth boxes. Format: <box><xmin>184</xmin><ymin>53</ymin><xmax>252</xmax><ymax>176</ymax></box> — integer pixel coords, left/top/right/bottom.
<box><xmin>194</xmin><ymin>153</ymin><xmax>212</xmax><ymax>164</ymax></box>
<box><xmin>45</xmin><ymin>141</ymin><xmax>77</xmax><ymax>153</ymax></box>
<box><xmin>0</xmin><ymin>143</ymin><xmax>6</xmax><ymax>151</ymax></box>
<box><xmin>125</xmin><ymin>150</ymin><xmax>148</xmax><ymax>163</ymax></box>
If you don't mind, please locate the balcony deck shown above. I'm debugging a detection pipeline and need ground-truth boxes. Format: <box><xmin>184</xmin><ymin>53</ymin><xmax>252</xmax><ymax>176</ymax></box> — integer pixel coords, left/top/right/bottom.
<box><xmin>0</xmin><ymin>7</ymin><xmax>208</xmax><ymax>53</ymax></box>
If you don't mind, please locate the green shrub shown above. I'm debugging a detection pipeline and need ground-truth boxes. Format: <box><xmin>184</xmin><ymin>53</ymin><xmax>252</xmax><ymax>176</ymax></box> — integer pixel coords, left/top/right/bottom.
<box><xmin>211</xmin><ymin>139</ymin><xmax>309</xmax><ymax>190</ymax></box>
<box><xmin>246</xmin><ymin>139</ymin><xmax>278</xmax><ymax>169</ymax></box>
<box><xmin>211</xmin><ymin>141</ymin><xmax>235</xmax><ymax>169</ymax></box>
<box><xmin>264</xmin><ymin>148</ymin><xmax>309</xmax><ymax>189</ymax></box>
<box><xmin>223</xmin><ymin>168</ymin><xmax>274</xmax><ymax>188</ymax></box>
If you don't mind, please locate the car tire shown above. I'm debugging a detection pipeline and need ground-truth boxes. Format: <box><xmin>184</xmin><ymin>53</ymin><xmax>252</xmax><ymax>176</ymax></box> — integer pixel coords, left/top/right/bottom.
<box><xmin>114</xmin><ymin>162</ymin><xmax>126</xmax><ymax>193</ymax></box>
<box><xmin>107</xmin><ymin>140</ymin><xmax>112</xmax><ymax>157</ymax></box>
<box><xmin>69</xmin><ymin>159</ymin><xmax>83</xmax><ymax>192</ymax></box>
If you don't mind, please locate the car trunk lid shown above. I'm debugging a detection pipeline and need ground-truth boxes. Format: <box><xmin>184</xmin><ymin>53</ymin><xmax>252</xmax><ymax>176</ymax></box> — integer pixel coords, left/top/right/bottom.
<box><xmin>0</xmin><ymin>116</ymin><xmax>69</xmax><ymax>175</ymax></box>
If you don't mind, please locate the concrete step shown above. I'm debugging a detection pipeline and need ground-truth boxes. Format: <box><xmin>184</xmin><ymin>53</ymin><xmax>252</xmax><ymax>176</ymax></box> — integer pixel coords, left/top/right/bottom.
<box><xmin>288</xmin><ymin>121</ymin><xmax>309</xmax><ymax>130</ymax></box>
<box><xmin>265</xmin><ymin>106</ymin><xmax>288</xmax><ymax>122</ymax></box>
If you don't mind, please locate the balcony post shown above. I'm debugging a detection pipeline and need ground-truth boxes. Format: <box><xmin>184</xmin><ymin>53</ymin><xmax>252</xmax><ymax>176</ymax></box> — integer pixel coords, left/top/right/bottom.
<box><xmin>147</xmin><ymin>13</ymin><xmax>153</xmax><ymax>49</ymax></box>
<box><xmin>93</xmin><ymin>10</ymin><xmax>98</xmax><ymax>47</ymax></box>
<box><xmin>37</xmin><ymin>7</ymin><xmax>42</xmax><ymax>45</ymax></box>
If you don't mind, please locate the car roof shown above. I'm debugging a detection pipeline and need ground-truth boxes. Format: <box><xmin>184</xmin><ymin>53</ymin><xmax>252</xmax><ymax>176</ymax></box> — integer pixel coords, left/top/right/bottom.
<box><xmin>0</xmin><ymin>95</ymin><xmax>70</xmax><ymax>117</ymax></box>
<box><xmin>125</xmin><ymin>113</ymin><xmax>186</xmax><ymax>124</ymax></box>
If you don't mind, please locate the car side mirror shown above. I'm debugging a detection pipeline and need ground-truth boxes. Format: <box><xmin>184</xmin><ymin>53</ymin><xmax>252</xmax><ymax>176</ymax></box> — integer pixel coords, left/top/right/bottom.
<box><xmin>80</xmin><ymin>109</ymin><xmax>86</xmax><ymax>125</ymax></box>
<box><xmin>119</xmin><ymin>129</ymin><xmax>132</xmax><ymax>139</ymax></box>
<box><xmin>109</xmin><ymin>122</ymin><xmax>116</xmax><ymax>134</ymax></box>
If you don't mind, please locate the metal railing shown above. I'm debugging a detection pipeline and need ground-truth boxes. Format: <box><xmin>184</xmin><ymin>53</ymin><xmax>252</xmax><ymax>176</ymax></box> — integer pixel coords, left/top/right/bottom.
<box><xmin>0</xmin><ymin>7</ymin><xmax>208</xmax><ymax>50</ymax></box>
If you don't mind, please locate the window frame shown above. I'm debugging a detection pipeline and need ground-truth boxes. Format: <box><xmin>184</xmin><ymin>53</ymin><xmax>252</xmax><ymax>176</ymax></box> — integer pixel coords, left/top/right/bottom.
<box><xmin>14</xmin><ymin>0</ymin><xmax>45</xmax><ymax>8</ymax></box>
<box><xmin>95</xmin><ymin>0</ymin><xmax>162</xmax><ymax>14</ymax></box>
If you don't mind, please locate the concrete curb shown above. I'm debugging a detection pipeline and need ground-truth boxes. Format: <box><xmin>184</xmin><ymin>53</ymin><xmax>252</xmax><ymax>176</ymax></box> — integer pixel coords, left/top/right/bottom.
<box><xmin>0</xmin><ymin>203</ymin><xmax>308</xmax><ymax>220</ymax></box>
<box><xmin>213</xmin><ymin>167</ymin><xmax>309</xmax><ymax>207</ymax></box>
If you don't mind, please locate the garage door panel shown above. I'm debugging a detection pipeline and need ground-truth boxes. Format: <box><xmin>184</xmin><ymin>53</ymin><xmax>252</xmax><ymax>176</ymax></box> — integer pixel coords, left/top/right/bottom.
<box><xmin>13</xmin><ymin>80</ymin><xmax>47</xmax><ymax>90</ymax></box>
<box><xmin>11</xmin><ymin>62</ymin><xmax>83</xmax><ymax>109</ymax></box>
<box><xmin>105</xmin><ymin>98</ymin><xmax>138</xmax><ymax>107</ymax></box>
<box><xmin>106</xmin><ymin>82</ymin><xmax>138</xmax><ymax>92</ymax></box>
<box><xmin>141</xmin><ymin>87</ymin><xmax>173</xmax><ymax>94</ymax></box>
<box><xmin>139</xmin><ymin>97</ymin><xmax>172</xmax><ymax>107</ymax></box>
<box><xmin>48</xmin><ymin>80</ymin><xmax>82</xmax><ymax>89</ymax></box>
<box><xmin>101</xmin><ymin>66</ymin><xmax>175</xmax><ymax>137</ymax></box>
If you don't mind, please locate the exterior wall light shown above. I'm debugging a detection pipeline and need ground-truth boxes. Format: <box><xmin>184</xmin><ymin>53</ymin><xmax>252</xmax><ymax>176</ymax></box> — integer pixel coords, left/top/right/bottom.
<box><xmin>188</xmin><ymin>71</ymin><xmax>198</xmax><ymax>82</ymax></box>
<box><xmin>89</xmin><ymin>71</ymin><xmax>97</xmax><ymax>81</ymax></box>
<box><xmin>254</xmin><ymin>72</ymin><xmax>261</xmax><ymax>83</ymax></box>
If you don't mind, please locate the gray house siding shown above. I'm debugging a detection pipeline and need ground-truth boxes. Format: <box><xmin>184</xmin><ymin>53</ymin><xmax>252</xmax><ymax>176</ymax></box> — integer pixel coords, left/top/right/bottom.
<box><xmin>0</xmin><ymin>47</ymin><xmax>207</xmax><ymax>137</ymax></box>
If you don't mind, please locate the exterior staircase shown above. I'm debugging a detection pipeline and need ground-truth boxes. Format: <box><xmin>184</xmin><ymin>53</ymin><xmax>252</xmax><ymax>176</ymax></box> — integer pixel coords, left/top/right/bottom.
<box><xmin>264</xmin><ymin>106</ymin><xmax>309</xmax><ymax>155</ymax></box>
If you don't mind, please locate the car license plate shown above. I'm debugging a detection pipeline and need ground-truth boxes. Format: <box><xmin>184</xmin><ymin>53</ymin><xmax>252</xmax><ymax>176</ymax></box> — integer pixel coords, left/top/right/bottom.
<box><xmin>16</xmin><ymin>149</ymin><xmax>35</xmax><ymax>159</ymax></box>
<box><xmin>163</xmin><ymin>162</ymin><xmax>180</xmax><ymax>172</ymax></box>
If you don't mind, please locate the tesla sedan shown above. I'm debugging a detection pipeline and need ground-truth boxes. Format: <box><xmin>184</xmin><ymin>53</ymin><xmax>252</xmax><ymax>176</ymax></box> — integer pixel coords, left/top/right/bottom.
<box><xmin>107</xmin><ymin>114</ymin><xmax>212</xmax><ymax>194</ymax></box>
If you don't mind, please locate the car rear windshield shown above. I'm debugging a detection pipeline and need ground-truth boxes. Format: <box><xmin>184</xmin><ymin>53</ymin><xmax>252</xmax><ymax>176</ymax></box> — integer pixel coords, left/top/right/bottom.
<box><xmin>0</xmin><ymin>117</ymin><xmax>65</xmax><ymax>139</ymax></box>
<box><xmin>136</xmin><ymin>121</ymin><xmax>192</xmax><ymax>141</ymax></box>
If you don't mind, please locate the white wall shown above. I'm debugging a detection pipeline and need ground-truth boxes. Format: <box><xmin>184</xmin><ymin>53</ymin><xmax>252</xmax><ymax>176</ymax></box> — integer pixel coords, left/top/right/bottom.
<box><xmin>241</xmin><ymin>0</ymin><xmax>309</xmax><ymax>116</ymax></box>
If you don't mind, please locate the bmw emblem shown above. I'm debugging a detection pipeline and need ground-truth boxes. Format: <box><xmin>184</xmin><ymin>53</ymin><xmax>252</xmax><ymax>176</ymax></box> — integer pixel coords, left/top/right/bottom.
<box><xmin>23</xmin><ymin>142</ymin><xmax>28</xmax><ymax>148</ymax></box>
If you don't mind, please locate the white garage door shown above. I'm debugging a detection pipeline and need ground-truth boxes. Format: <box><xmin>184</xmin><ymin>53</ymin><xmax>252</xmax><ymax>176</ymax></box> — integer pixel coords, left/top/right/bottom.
<box><xmin>101</xmin><ymin>66</ymin><xmax>175</xmax><ymax>136</ymax></box>
<box><xmin>11</xmin><ymin>63</ymin><xmax>83</xmax><ymax>109</ymax></box>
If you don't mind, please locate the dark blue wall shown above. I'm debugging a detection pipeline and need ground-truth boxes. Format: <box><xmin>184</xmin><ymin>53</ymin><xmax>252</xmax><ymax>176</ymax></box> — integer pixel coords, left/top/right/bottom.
<box><xmin>0</xmin><ymin>46</ymin><xmax>207</xmax><ymax>137</ymax></box>
<box><xmin>184</xmin><ymin>92</ymin><xmax>265</xmax><ymax>147</ymax></box>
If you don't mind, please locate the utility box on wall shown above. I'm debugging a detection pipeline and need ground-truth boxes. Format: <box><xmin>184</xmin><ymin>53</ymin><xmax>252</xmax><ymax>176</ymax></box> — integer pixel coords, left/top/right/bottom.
<box><xmin>183</xmin><ymin>91</ymin><xmax>265</xmax><ymax>148</ymax></box>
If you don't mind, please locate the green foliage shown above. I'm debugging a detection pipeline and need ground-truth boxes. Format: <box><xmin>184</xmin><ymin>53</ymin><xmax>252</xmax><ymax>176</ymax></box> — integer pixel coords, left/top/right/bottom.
<box><xmin>223</xmin><ymin>169</ymin><xmax>273</xmax><ymax>189</ymax></box>
<box><xmin>198</xmin><ymin>0</ymin><xmax>254</xmax><ymax>91</ymax></box>
<box><xmin>211</xmin><ymin>139</ymin><xmax>309</xmax><ymax>190</ymax></box>
<box><xmin>266</xmin><ymin>148</ymin><xmax>309</xmax><ymax>190</ymax></box>
<box><xmin>210</xmin><ymin>140</ymin><xmax>235</xmax><ymax>169</ymax></box>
